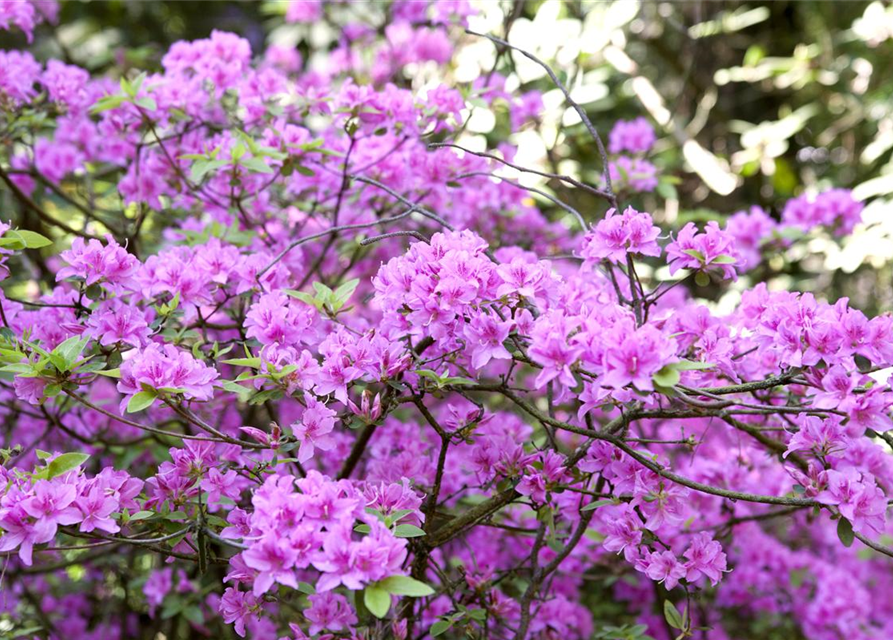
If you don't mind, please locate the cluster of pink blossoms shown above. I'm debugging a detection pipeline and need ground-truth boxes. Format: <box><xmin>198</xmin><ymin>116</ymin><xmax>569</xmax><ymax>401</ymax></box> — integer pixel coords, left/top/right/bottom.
<box><xmin>0</xmin><ymin>2</ymin><xmax>891</xmax><ymax>640</ymax></box>
<box><xmin>606</xmin><ymin>118</ymin><xmax>659</xmax><ymax>193</ymax></box>
<box><xmin>0</xmin><ymin>458</ymin><xmax>142</xmax><ymax>565</ymax></box>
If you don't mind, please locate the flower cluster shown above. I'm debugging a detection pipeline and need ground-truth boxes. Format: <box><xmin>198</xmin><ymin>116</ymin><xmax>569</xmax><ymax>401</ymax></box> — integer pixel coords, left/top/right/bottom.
<box><xmin>782</xmin><ymin>188</ymin><xmax>864</xmax><ymax>236</ymax></box>
<box><xmin>0</xmin><ymin>4</ymin><xmax>889</xmax><ymax>640</ymax></box>
<box><xmin>218</xmin><ymin>471</ymin><xmax>418</xmax><ymax>635</ymax></box>
<box><xmin>0</xmin><ymin>459</ymin><xmax>142</xmax><ymax>565</ymax></box>
<box><xmin>606</xmin><ymin>117</ymin><xmax>659</xmax><ymax>193</ymax></box>
<box><xmin>118</xmin><ymin>343</ymin><xmax>220</xmax><ymax>405</ymax></box>
<box><xmin>580</xmin><ymin>206</ymin><xmax>662</xmax><ymax>265</ymax></box>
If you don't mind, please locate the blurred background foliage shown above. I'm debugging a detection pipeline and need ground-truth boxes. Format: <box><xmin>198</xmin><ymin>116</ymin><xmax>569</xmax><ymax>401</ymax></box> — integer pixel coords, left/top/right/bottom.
<box><xmin>7</xmin><ymin>0</ymin><xmax>893</xmax><ymax>317</ymax></box>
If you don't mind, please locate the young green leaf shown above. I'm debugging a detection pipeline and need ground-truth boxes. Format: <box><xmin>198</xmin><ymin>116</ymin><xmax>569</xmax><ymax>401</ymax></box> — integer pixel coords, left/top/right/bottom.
<box><xmin>652</xmin><ymin>365</ymin><xmax>681</xmax><ymax>388</ymax></box>
<box><xmin>363</xmin><ymin>586</ymin><xmax>391</xmax><ymax>618</ymax></box>
<box><xmin>47</xmin><ymin>452</ymin><xmax>91</xmax><ymax>479</ymax></box>
<box><xmin>377</xmin><ymin>575</ymin><xmax>435</xmax><ymax>597</ymax></box>
<box><xmin>581</xmin><ymin>498</ymin><xmax>614</xmax><ymax>512</ymax></box>
<box><xmin>393</xmin><ymin>524</ymin><xmax>426</xmax><ymax>538</ymax></box>
<box><xmin>663</xmin><ymin>600</ymin><xmax>685</xmax><ymax>630</ymax></box>
<box><xmin>15</xmin><ymin>230</ymin><xmax>53</xmax><ymax>249</ymax></box>
<box><xmin>430</xmin><ymin>620</ymin><xmax>453</xmax><ymax>637</ymax></box>
<box><xmin>837</xmin><ymin>517</ymin><xmax>855</xmax><ymax>547</ymax></box>
<box><xmin>126</xmin><ymin>390</ymin><xmax>157</xmax><ymax>414</ymax></box>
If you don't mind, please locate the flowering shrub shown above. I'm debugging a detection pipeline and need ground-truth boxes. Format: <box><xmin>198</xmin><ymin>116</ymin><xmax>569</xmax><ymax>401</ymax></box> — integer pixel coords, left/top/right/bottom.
<box><xmin>0</xmin><ymin>2</ymin><xmax>892</xmax><ymax>640</ymax></box>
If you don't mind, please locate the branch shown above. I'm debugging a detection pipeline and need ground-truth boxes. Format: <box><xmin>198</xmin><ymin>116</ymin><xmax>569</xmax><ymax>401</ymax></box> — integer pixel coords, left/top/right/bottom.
<box><xmin>466</xmin><ymin>29</ymin><xmax>617</xmax><ymax>205</ymax></box>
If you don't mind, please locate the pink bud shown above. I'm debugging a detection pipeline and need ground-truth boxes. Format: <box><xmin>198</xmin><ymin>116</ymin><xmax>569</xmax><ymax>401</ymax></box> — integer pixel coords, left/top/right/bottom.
<box><xmin>239</xmin><ymin>426</ymin><xmax>271</xmax><ymax>447</ymax></box>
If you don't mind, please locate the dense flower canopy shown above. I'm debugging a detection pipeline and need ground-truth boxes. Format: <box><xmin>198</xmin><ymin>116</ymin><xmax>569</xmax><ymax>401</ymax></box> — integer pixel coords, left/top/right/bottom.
<box><xmin>0</xmin><ymin>1</ymin><xmax>892</xmax><ymax>640</ymax></box>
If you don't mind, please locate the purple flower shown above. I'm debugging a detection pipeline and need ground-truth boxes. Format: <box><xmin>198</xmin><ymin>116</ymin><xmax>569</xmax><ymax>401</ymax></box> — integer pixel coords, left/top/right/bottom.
<box><xmin>666</xmin><ymin>221</ymin><xmax>742</xmax><ymax>280</ymax></box>
<box><xmin>0</xmin><ymin>50</ymin><xmax>42</xmax><ymax>104</ymax></box>
<box><xmin>608</xmin><ymin>117</ymin><xmax>656</xmax><ymax>154</ymax></box>
<box><xmin>637</xmin><ymin>550</ymin><xmax>686</xmax><ymax>590</ymax></box>
<box><xmin>21</xmin><ymin>480</ymin><xmax>81</xmax><ymax>534</ymax></box>
<box><xmin>683</xmin><ymin>533</ymin><xmax>728</xmax><ymax>585</ymax></box>
<box><xmin>632</xmin><ymin>472</ymin><xmax>689</xmax><ymax>531</ymax></box>
<box><xmin>304</xmin><ymin>592</ymin><xmax>358</xmax><ymax>636</ymax></box>
<box><xmin>76</xmin><ymin>487</ymin><xmax>119</xmax><ymax>534</ymax></box>
<box><xmin>784</xmin><ymin>415</ymin><xmax>848</xmax><ymax>460</ymax></box>
<box><xmin>143</xmin><ymin>568</ymin><xmax>173</xmax><ymax>616</ymax></box>
<box><xmin>117</xmin><ymin>343</ymin><xmax>219</xmax><ymax>405</ymax></box>
<box><xmin>85</xmin><ymin>299</ymin><xmax>151</xmax><ymax>348</ymax></box>
<box><xmin>600</xmin><ymin>504</ymin><xmax>643</xmax><ymax>562</ymax></box>
<box><xmin>201</xmin><ymin>468</ymin><xmax>244</xmax><ymax>508</ymax></box>
<box><xmin>285</xmin><ymin>0</ymin><xmax>322</xmax><ymax>23</ymax></box>
<box><xmin>13</xmin><ymin>375</ymin><xmax>47</xmax><ymax>406</ymax></box>
<box><xmin>463</xmin><ymin>312</ymin><xmax>512</xmax><ymax>370</ymax></box>
<box><xmin>609</xmin><ymin>156</ymin><xmax>658</xmax><ymax>193</ymax></box>
<box><xmin>817</xmin><ymin>469</ymin><xmax>887</xmax><ymax>535</ymax></box>
<box><xmin>601</xmin><ymin>322</ymin><xmax>675</xmax><ymax>393</ymax></box>
<box><xmin>528</xmin><ymin>312</ymin><xmax>583</xmax><ymax>389</ymax></box>
<box><xmin>725</xmin><ymin>206</ymin><xmax>778</xmax><ymax>270</ymax></box>
<box><xmin>581</xmin><ymin>207</ymin><xmax>661</xmax><ymax>265</ymax></box>
<box><xmin>245</xmin><ymin>290</ymin><xmax>317</xmax><ymax>348</ymax></box>
<box><xmin>782</xmin><ymin>189</ymin><xmax>863</xmax><ymax>236</ymax></box>
<box><xmin>57</xmin><ymin>235</ymin><xmax>140</xmax><ymax>290</ymax></box>
<box><xmin>219</xmin><ymin>588</ymin><xmax>260</xmax><ymax>638</ymax></box>
<box><xmin>242</xmin><ymin>534</ymin><xmax>300</xmax><ymax>596</ymax></box>
<box><xmin>495</xmin><ymin>257</ymin><xmax>550</xmax><ymax>302</ymax></box>
<box><xmin>293</xmin><ymin>397</ymin><xmax>337</xmax><ymax>464</ymax></box>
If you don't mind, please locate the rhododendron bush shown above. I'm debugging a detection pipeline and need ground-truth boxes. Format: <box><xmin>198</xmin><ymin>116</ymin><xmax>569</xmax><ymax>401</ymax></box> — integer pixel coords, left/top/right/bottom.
<box><xmin>2</xmin><ymin>1</ymin><xmax>893</xmax><ymax>639</ymax></box>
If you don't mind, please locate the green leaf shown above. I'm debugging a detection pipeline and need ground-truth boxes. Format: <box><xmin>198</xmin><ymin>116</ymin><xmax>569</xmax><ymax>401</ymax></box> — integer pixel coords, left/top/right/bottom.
<box><xmin>297</xmin><ymin>581</ymin><xmax>316</xmax><ymax>595</ymax></box>
<box><xmin>652</xmin><ymin>365</ymin><xmax>681</xmax><ymax>388</ymax></box>
<box><xmin>673</xmin><ymin>360</ymin><xmax>714</xmax><ymax>371</ymax></box>
<box><xmin>190</xmin><ymin>159</ymin><xmax>227</xmax><ymax>183</ymax></box>
<box><xmin>160</xmin><ymin>601</ymin><xmax>182</xmax><ymax>620</ymax></box>
<box><xmin>663</xmin><ymin>601</ymin><xmax>685</xmax><ymax>630</ymax></box>
<box><xmin>581</xmin><ymin>498</ymin><xmax>614</xmax><ymax>512</ymax></box>
<box><xmin>312</xmin><ymin>281</ymin><xmax>334</xmax><ymax>301</ymax></box>
<box><xmin>694</xmin><ymin>271</ymin><xmax>711</xmax><ymax>287</ymax></box>
<box><xmin>130</xmin><ymin>72</ymin><xmax>146</xmax><ymax>96</ymax></box>
<box><xmin>240</xmin><ymin>157</ymin><xmax>274</xmax><ymax>174</ymax></box>
<box><xmin>220</xmin><ymin>357</ymin><xmax>262</xmax><ymax>368</ymax></box>
<box><xmin>52</xmin><ymin>336</ymin><xmax>89</xmax><ymax>372</ymax></box>
<box><xmin>430</xmin><ymin>620</ymin><xmax>453</xmax><ymax>637</ymax></box>
<box><xmin>377</xmin><ymin>575</ymin><xmax>435</xmax><ymax>597</ymax></box>
<box><xmin>387</xmin><ymin>509</ymin><xmax>416</xmax><ymax>523</ymax></box>
<box><xmin>15</xmin><ymin>230</ymin><xmax>53</xmax><ymax>249</ymax></box>
<box><xmin>127</xmin><ymin>390</ymin><xmax>157</xmax><ymax>414</ymax></box>
<box><xmin>92</xmin><ymin>94</ymin><xmax>126</xmax><ymax>114</ymax></box>
<box><xmin>655</xmin><ymin>180</ymin><xmax>678</xmax><ymax>201</ymax></box>
<box><xmin>47</xmin><ymin>452</ymin><xmax>90</xmax><ymax>479</ymax></box>
<box><xmin>837</xmin><ymin>517</ymin><xmax>855</xmax><ymax>548</ymax></box>
<box><xmin>333</xmin><ymin>278</ymin><xmax>360</xmax><ymax>306</ymax></box>
<box><xmin>0</xmin><ymin>229</ymin><xmax>53</xmax><ymax>251</ymax></box>
<box><xmin>354</xmin><ymin>523</ymin><xmax>371</xmax><ymax>534</ymax></box>
<box><xmin>95</xmin><ymin>368</ymin><xmax>122</xmax><ymax>378</ymax></box>
<box><xmin>710</xmin><ymin>254</ymin><xmax>738</xmax><ymax>265</ymax></box>
<box><xmin>682</xmin><ymin>249</ymin><xmax>705</xmax><ymax>262</ymax></box>
<box><xmin>363</xmin><ymin>586</ymin><xmax>391</xmax><ymax>618</ymax></box>
<box><xmin>466</xmin><ymin>608</ymin><xmax>487</xmax><ymax>622</ymax></box>
<box><xmin>0</xmin><ymin>363</ymin><xmax>34</xmax><ymax>374</ymax></box>
<box><xmin>134</xmin><ymin>97</ymin><xmax>157</xmax><ymax>111</ymax></box>
<box><xmin>285</xmin><ymin>289</ymin><xmax>323</xmax><ymax>310</ymax></box>
<box><xmin>393</xmin><ymin>524</ymin><xmax>426</xmax><ymax>538</ymax></box>
<box><xmin>182</xmin><ymin>605</ymin><xmax>204</xmax><ymax>625</ymax></box>
<box><xmin>128</xmin><ymin>510</ymin><xmax>155</xmax><ymax>521</ymax></box>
